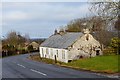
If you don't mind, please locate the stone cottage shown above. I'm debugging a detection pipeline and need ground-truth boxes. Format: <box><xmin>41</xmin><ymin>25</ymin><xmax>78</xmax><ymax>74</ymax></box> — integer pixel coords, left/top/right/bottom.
<box><xmin>29</xmin><ymin>41</ymin><xmax>39</xmax><ymax>50</ymax></box>
<box><xmin>39</xmin><ymin>29</ymin><xmax>102</xmax><ymax>63</ymax></box>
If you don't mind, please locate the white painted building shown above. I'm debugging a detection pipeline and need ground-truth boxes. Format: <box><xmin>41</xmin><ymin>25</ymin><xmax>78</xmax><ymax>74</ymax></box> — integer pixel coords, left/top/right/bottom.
<box><xmin>39</xmin><ymin>29</ymin><xmax>102</xmax><ymax>63</ymax></box>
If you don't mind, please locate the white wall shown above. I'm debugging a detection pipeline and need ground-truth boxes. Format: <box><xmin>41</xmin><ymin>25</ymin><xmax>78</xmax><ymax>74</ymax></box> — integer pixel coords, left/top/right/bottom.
<box><xmin>39</xmin><ymin>47</ymin><xmax>68</xmax><ymax>63</ymax></box>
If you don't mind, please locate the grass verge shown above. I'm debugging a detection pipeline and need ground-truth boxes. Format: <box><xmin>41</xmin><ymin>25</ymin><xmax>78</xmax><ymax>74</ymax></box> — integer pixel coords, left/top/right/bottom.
<box><xmin>29</xmin><ymin>54</ymin><xmax>119</xmax><ymax>74</ymax></box>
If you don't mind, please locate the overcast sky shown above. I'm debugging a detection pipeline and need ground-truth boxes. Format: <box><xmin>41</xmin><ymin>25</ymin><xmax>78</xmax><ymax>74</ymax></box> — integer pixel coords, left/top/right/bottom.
<box><xmin>2</xmin><ymin>2</ymin><xmax>93</xmax><ymax>39</ymax></box>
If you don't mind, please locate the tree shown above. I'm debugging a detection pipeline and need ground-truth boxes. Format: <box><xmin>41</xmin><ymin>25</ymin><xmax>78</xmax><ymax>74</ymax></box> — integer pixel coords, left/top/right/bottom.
<box><xmin>110</xmin><ymin>37</ymin><xmax>120</xmax><ymax>48</ymax></box>
<box><xmin>92</xmin><ymin>30</ymin><xmax>116</xmax><ymax>47</ymax></box>
<box><xmin>5</xmin><ymin>31</ymin><xmax>26</xmax><ymax>48</ymax></box>
<box><xmin>110</xmin><ymin>37</ymin><xmax>120</xmax><ymax>54</ymax></box>
<box><xmin>64</xmin><ymin>18</ymin><xmax>89</xmax><ymax>32</ymax></box>
<box><xmin>88</xmin><ymin>16</ymin><xmax>106</xmax><ymax>31</ymax></box>
<box><xmin>90</xmin><ymin>1</ymin><xmax>120</xmax><ymax>30</ymax></box>
<box><xmin>6</xmin><ymin>31</ymin><xmax>18</xmax><ymax>47</ymax></box>
<box><xmin>64</xmin><ymin>19</ymin><xmax>83</xmax><ymax>32</ymax></box>
<box><xmin>63</xmin><ymin>16</ymin><xmax>106</xmax><ymax>32</ymax></box>
<box><xmin>0</xmin><ymin>41</ymin><xmax>2</xmax><ymax>53</ymax></box>
<box><xmin>2</xmin><ymin>31</ymin><xmax>28</xmax><ymax>55</ymax></box>
<box><xmin>115</xmin><ymin>15</ymin><xmax>120</xmax><ymax>30</ymax></box>
<box><xmin>27</xmin><ymin>45</ymin><xmax>33</xmax><ymax>52</ymax></box>
<box><xmin>24</xmin><ymin>33</ymin><xmax>30</xmax><ymax>43</ymax></box>
<box><xmin>90</xmin><ymin>2</ymin><xmax>119</xmax><ymax>21</ymax></box>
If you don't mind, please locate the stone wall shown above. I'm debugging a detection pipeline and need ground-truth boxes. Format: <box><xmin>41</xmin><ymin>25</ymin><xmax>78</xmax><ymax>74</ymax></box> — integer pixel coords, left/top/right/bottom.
<box><xmin>68</xmin><ymin>33</ymin><xmax>102</xmax><ymax>60</ymax></box>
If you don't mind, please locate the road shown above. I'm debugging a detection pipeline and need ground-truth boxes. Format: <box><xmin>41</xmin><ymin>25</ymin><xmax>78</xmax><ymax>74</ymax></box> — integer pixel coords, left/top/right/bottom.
<box><xmin>2</xmin><ymin>52</ymin><xmax>108</xmax><ymax>78</ymax></box>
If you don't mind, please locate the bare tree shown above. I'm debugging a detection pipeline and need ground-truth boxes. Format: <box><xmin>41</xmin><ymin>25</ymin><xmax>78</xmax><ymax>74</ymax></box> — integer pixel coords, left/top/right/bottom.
<box><xmin>115</xmin><ymin>15</ymin><xmax>120</xmax><ymax>30</ymax></box>
<box><xmin>3</xmin><ymin>31</ymin><xmax>27</xmax><ymax>50</ymax></box>
<box><xmin>6</xmin><ymin>31</ymin><xmax>18</xmax><ymax>47</ymax></box>
<box><xmin>90</xmin><ymin>2</ymin><xmax>119</xmax><ymax>21</ymax></box>
<box><xmin>63</xmin><ymin>16</ymin><xmax>106</xmax><ymax>32</ymax></box>
<box><xmin>92</xmin><ymin>30</ymin><xmax>116</xmax><ymax>47</ymax></box>
<box><xmin>24</xmin><ymin>33</ymin><xmax>30</xmax><ymax>43</ymax></box>
<box><xmin>89</xmin><ymin>1</ymin><xmax>120</xmax><ymax>32</ymax></box>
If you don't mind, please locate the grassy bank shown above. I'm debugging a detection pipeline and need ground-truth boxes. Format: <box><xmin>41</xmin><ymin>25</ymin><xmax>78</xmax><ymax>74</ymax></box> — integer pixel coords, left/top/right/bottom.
<box><xmin>63</xmin><ymin>55</ymin><xmax>119</xmax><ymax>73</ymax></box>
<box><xmin>29</xmin><ymin>54</ymin><xmax>119</xmax><ymax>74</ymax></box>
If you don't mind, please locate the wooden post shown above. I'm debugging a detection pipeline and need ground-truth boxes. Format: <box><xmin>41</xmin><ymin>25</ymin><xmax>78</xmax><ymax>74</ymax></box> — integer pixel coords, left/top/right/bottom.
<box><xmin>54</xmin><ymin>55</ymin><xmax>57</xmax><ymax>63</ymax></box>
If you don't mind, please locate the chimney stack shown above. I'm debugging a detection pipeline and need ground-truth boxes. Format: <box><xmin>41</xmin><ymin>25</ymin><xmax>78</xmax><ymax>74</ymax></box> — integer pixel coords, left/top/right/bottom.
<box><xmin>59</xmin><ymin>29</ymin><xmax>66</xmax><ymax>35</ymax></box>
<box><xmin>54</xmin><ymin>29</ymin><xmax>58</xmax><ymax>35</ymax></box>
<box><xmin>83</xmin><ymin>28</ymin><xmax>90</xmax><ymax>34</ymax></box>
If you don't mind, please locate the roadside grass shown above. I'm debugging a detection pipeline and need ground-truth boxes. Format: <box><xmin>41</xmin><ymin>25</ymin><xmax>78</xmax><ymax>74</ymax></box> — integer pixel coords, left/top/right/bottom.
<box><xmin>63</xmin><ymin>55</ymin><xmax>119</xmax><ymax>73</ymax></box>
<box><xmin>29</xmin><ymin>54</ymin><xmax>61</xmax><ymax>64</ymax></box>
<box><xmin>29</xmin><ymin>54</ymin><xmax>119</xmax><ymax>74</ymax></box>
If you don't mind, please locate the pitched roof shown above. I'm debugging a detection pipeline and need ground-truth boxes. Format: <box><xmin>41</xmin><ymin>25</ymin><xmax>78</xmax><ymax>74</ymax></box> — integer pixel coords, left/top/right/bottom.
<box><xmin>40</xmin><ymin>32</ymin><xmax>83</xmax><ymax>49</ymax></box>
<box><xmin>29</xmin><ymin>41</ymin><xmax>39</xmax><ymax>47</ymax></box>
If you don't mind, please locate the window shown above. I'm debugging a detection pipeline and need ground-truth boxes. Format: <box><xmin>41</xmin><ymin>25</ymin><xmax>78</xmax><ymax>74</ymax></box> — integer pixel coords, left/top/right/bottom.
<box><xmin>62</xmin><ymin>50</ymin><xmax>65</xmax><ymax>59</ymax></box>
<box><xmin>42</xmin><ymin>48</ymin><xmax>43</xmax><ymax>53</ymax></box>
<box><xmin>42</xmin><ymin>48</ymin><xmax>44</xmax><ymax>57</ymax></box>
<box><xmin>96</xmin><ymin>50</ymin><xmax>100</xmax><ymax>56</ymax></box>
<box><xmin>46</xmin><ymin>48</ymin><xmax>48</xmax><ymax>54</ymax></box>
<box><xmin>56</xmin><ymin>50</ymin><xmax>58</xmax><ymax>57</ymax></box>
<box><xmin>51</xmin><ymin>49</ymin><xmax>53</xmax><ymax>57</ymax></box>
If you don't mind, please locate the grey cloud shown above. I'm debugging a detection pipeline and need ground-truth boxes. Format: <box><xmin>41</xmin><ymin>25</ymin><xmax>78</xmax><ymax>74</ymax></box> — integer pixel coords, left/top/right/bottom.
<box><xmin>2</xmin><ymin>2</ymin><xmax>92</xmax><ymax>38</ymax></box>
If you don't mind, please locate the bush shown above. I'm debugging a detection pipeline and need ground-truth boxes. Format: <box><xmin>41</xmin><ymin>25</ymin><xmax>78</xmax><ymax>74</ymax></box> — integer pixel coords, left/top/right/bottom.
<box><xmin>27</xmin><ymin>45</ymin><xmax>34</xmax><ymax>52</ymax></box>
<box><xmin>109</xmin><ymin>37</ymin><xmax>120</xmax><ymax>55</ymax></box>
<box><xmin>110</xmin><ymin>37</ymin><xmax>120</xmax><ymax>49</ymax></box>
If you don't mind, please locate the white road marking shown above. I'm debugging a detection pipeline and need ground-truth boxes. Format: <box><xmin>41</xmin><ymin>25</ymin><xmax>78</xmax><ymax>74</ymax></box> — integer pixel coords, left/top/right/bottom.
<box><xmin>17</xmin><ymin>64</ymin><xmax>26</xmax><ymax>68</ymax></box>
<box><xmin>30</xmin><ymin>69</ymin><xmax>47</xmax><ymax>76</ymax></box>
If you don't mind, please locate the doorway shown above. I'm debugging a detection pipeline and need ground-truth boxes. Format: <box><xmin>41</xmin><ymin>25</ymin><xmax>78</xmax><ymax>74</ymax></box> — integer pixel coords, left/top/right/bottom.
<box><xmin>96</xmin><ymin>50</ymin><xmax>100</xmax><ymax>55</ymax></box>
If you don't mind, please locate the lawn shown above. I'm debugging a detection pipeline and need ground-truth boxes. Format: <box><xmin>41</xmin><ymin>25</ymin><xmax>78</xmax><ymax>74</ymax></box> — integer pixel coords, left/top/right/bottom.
<box><xmin>29</xmin><ymin>54</ymin><xmax>119</xmax><ymax>74</ymax></box>
<box><xmin>63</xmin><ymin>55</ymin><xmax>119</xmax><ymax>73</ymax></box>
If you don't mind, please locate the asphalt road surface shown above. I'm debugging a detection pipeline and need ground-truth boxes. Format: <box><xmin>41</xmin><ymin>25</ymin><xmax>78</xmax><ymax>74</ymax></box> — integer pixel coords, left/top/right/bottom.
<box><xmin>2</xmin><ymin>52</ymin><xmax>109</xmax><ymax>78</ymax></box>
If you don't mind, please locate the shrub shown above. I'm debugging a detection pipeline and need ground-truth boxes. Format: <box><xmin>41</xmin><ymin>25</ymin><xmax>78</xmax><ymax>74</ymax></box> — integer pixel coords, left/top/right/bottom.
<box><xmin>27</xmin><ymin>45</ymin><xmax>34</xmax><ymax>52</ymax></box>
<box><xmin>110</xmin><ymin>37</ymin><xmax>120</xmax><ymax>49</ymax></box>
<box><xmin>109</xmin><ymin>37</ymin><xmax>120</xmax><ymax>54</ymax></box>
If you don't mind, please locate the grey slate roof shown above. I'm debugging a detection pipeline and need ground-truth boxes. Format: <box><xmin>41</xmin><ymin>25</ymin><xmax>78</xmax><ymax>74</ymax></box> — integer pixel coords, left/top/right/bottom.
<box><xmin>40</xmin><ymin>32</ymin><xmax>83</xmax><ymax>49</ymax></box>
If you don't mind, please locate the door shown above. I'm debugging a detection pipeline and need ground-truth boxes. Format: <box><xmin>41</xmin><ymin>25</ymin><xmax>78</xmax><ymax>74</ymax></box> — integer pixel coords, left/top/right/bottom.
<box><xmin>96</xmin><ymin>50</ymin><xmax>100</xmax><ymax>56</ymax></box>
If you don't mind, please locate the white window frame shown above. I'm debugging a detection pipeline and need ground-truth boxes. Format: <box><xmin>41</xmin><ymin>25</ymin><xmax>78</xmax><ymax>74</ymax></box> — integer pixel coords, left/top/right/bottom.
<box><xmin>51</xmin><ymin>49</ymin><xmax>53</xmax><ymax>57</ymax></box>
<box><xmin>46</xmin><ymin>48</ymin><xmax>48</xmax><ymax>54</ymax></box>
<box><xmin>42</xmin><ymin>48</ymin><xmax>44</xmax><ymax>57</ymax></box>
<box><xmin>56</xmin><ymin>50</ymin><xmax>58</xmax><ymax>57</ymax></box>
<box><xmin>62</xmin><ymin>50</ymin><xmax>65</xmax><ymax>59</ymax></box>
